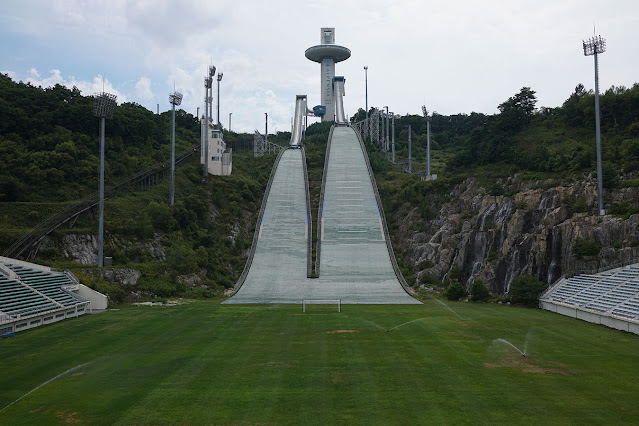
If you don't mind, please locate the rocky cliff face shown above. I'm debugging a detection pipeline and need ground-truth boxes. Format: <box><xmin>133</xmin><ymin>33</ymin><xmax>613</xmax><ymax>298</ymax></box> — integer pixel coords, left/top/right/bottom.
<box><xmin>398</xmin><ymin>177</ymin><xmax>639</xmax><ymax>294</ymax></box>
<box><xmin>40</xmin><ymin>233</ymin><xmax>166</xmax><ymax>265</ymax></box>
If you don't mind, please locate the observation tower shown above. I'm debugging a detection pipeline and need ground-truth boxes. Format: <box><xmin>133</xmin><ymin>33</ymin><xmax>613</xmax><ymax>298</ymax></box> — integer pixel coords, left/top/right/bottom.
<box><xmin>305</xmin><ymin>28</ymin><xmax>351</xmax><ymax>122</ymax></box>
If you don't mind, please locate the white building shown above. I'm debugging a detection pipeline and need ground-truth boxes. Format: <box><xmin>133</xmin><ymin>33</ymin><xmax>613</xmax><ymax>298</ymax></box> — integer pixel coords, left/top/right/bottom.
<box><xmin>201</xmin><ymin>119</ymin><xmax>232</xmax><ymax>176</ymax></box>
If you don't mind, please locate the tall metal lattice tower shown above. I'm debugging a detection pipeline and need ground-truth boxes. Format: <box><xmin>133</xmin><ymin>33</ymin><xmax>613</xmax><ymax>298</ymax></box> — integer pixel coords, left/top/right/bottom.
<box><xmin>583</xmin><ymin>33</ymin><xmax>606</xmax><ymax>215</ymax></box>
<box><xmin>371</xmin><ymin>110</ymin><xmax>380</xmax><ymax>144</ymax></box>
<box><xmin>254</xmin><ymin>131</ymin><xmax>266</xmax><ymax>157</ymax></box>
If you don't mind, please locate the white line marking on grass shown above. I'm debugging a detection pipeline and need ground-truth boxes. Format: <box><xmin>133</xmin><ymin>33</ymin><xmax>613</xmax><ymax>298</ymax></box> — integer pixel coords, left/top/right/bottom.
<box><xmin>426</xmin><ymin>294</ymin><xmax>465</xmax><ymax>320</ymax></box>
<box><xmin>387</xmin><ymin>318</ymin><xmax>428</xmax><ymax>331</ymax></box>
<box><xmin>1</xmin><ymin>362</ymin><xmax>91</xmax><ymax>413</ymax></box>
<box><xmin>354</xmin><ymin>317</ymin><xmax>388</xmax><ymax>332</ymax></box>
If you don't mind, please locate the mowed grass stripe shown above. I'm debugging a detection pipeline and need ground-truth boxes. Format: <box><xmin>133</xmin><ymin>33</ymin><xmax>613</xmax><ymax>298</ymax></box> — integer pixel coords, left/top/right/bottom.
<box><xmin>1</xmin><ymin>301</ymin><xmax>639</xmax><ymax>424</ymax></box>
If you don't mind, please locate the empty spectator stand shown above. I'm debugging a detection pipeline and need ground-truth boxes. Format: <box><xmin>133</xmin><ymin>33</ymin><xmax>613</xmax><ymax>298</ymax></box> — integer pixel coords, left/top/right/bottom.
<box><xmin>540</xmin><ymin>264</ymin><xmax>639</xmax><ymax>335</ymax></box>
<box><xmin>0</xmin><ymin>259</ymin><xmax>91</xmax><ymax>334</ymax></box>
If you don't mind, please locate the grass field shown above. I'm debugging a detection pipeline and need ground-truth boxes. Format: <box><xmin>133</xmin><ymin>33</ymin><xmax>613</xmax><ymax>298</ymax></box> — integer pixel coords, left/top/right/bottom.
<box><xmin>1</xmin><ymin>299</ymin><xmax>639</xmax><ymax>424</ymax></box>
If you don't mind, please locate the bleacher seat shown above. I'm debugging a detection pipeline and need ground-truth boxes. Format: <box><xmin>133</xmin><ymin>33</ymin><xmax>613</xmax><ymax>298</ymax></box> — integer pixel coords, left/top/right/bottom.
<box><xmin>542</xmin><ymin>264</ymin><xmax>639</xmax><ymax>322</ymax></box>
<box><xmin>0</xmin><ymin>261</ymin><xmax>84</xmax><ymax>319</ymax></box>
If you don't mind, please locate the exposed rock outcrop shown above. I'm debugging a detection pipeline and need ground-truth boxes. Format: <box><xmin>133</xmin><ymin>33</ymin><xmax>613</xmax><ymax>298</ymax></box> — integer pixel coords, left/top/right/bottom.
<box><xmin>41</xmin><ymin>233</ymin><xmax>166</xmax><ymax>265</ymax></box>
<box><xmin>399</xmin><ymin>177</ymin><xmax>639</xmax><ymax>294</ymax></box>
<box><xmin>76</xmin><ymin>268</ymin><xmax>142</xmax><ymax>286</ymax></box>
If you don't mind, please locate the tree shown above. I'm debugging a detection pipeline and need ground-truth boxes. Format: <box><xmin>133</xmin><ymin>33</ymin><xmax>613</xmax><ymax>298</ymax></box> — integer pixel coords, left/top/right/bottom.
<box><xmin>509</xmin><ymin>276</ymin><xmax>547</xmax><ymax>307</ymax></box>
<box><xmin>444</xmin><ymin>282</ymin><xmax>467</xmax><ymax>300</ymax></box>
<box><xmin>471</xmin><ymin>280</ymin><xmax>490</xmax><ymax>302</ymax></box>
<box><xmin>498</xmin><ymin>87</ymin><xmax>537</xmax><ymax>132</ymax></box>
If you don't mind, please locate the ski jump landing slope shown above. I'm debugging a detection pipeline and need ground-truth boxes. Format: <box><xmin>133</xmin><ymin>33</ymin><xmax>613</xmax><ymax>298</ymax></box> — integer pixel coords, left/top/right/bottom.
<box><xmin>225</xmin><ymin>126</ymin><xmax>418</xmax><ymax>304</ymax></box>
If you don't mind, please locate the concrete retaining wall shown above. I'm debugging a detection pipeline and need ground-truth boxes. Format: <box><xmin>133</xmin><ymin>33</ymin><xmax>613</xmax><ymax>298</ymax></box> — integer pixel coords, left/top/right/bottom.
<box><xmin>541</xmin><ymin>300</ymin><xmax>639</xmax><ymax>335</ymax></box>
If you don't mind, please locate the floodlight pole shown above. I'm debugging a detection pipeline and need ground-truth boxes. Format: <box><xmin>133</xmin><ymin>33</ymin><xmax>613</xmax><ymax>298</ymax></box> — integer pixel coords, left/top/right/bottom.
<box><xmin>385</xmin><ymin>106</ymin><xmax>389</xmax><ymax>155</ymax></box>
<box><xmin>364</xmin><ymin>66</ymin><xmax>368</xmax><ymax>138</ymax></box>
<box><xmin>170</xmin><ymin>101</ymin><xmax>176</xmax><ymax>205</ymax></box>
<box><xmin>93</xmin><ymin>92</ymin><xmax>117</xmax><ymax>268</ymax></box>
<box><xmin>422</xmin><ymin>106</ymin><xmax>432</xmax><ymax>177</ymax></box>
<box><xmin>98</xmin><ymin>116</ymin><xmax>105</xmax><ymax>266</ymax></box>
<box><xmin>391</xmin><ymin>113</ymin><xmax>396</xmax><ymax>163</ymax></box>
<box><xmin>265</xmin><ymin>113</ymin><xmax>268</xmax><ymax>146</ymax></box>
<box><xmin>583</xmin><ymin>35</ymin><xmax>606</xmax><ymax>215</ymax></box>
<box><xmin>380</xmin><ymin>106</ymin><xmax>388</xmax><ymax>152</ymax></box>
<box><xmin>204</xmin><ymin>66</ymin><xmax>215</xmax><ymax>178</ymax></box>
<box><xmin>169</xmin><ymin>91</ymin><xmax>183</xmax><ymax>206</ymax></box>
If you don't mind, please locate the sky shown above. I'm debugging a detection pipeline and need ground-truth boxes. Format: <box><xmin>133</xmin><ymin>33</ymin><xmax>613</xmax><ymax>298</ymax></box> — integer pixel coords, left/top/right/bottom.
<box><xmin>1</xmin><ymin>0</ymin><xmax>638</xmax><ymax>134</ymax></box>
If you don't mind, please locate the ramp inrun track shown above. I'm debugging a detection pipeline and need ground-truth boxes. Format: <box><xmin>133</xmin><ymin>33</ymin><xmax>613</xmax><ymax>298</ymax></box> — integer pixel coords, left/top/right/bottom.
<box><xmin>225</xmin><ymin>125</ymin><xmax>418</xmax><ymax>304</ymax></box>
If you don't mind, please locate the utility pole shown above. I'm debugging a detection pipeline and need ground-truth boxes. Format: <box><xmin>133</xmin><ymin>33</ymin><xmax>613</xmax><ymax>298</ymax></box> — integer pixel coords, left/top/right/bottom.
<box><xmin>583</xmin><ymin>33</ymin><xmax>606</xmax><ymax>215</ymax></box>
<box><xmin>229</xmin><ymin>112</ymin><xmax>232</xmax><ymax>132</ymax></box>
<box><xmin>265</xmin><ymin>113</ymin><xmax>268</xmax><ymax>146</ymax></box>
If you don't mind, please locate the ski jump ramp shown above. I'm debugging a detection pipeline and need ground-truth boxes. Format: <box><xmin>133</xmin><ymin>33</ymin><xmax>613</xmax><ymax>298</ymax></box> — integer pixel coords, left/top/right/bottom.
<box><xmin>225</xmin><ymin>97</ymin><xmax>417</xmax><ymax>304</ymax></box>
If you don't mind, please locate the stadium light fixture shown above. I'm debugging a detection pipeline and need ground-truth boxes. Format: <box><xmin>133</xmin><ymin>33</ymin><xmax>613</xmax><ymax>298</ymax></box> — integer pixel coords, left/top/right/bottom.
<box><xmin>169</xmin><ymin>90</ymin><xmax>183</xmax><ymax>206</ymax></box>
<box><xmin>93</xmin><ymin>92</ymin><xmax>117</xmax><ymax>268</ymax></box>
<box><xmin>583</xmin><ymin>34</ymin><xmax>606</xmax><ymax>215</ymax></box>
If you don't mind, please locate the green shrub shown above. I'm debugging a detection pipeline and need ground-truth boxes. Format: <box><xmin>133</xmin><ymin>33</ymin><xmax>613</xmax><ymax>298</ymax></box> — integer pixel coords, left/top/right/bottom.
<box><xmin>419</xmin><ymin>273</ymin><xmax>441</xmax><ymax>287</ymax></box>
<box><xmin>572</xmin><ymin>237</ymin><xmax>601</xmax><ymax>258</ymax></box>
<box><xmin>509</xmin><ymin>276</ymin><xmax>547</xmax><ymax>307</ymax></box>
<box><xmin>448</xmin><ymin>265</ymin><xmax>462</xmax><ymax>283</ymax></box>
<box><xmin>444</xmin><ymin>282</ymin><xmax>467</xmax><ymax>300</ymax></box>
<box><xmin>167</xmin><ymin>245</ymin><xmax>198</xmax><ymax>274</ymax></box>
<box><xmin>471</xmin><ymin>280</ymin><xmax>490</xmax><ymax>302</ymax></box>
<box><xmin>562</xmin><ymin>193</ymin><xmax>588</xmax><ymax>213</ymax></box>
<box><xmin>488</xmin><ymin>182</ymin><xmax>504</xmax><ymax>196</ymax></box>
<box><xmin>417</xmin><ymin>259</ymin><xmax>435</xmax><ymax>270</ymax></box>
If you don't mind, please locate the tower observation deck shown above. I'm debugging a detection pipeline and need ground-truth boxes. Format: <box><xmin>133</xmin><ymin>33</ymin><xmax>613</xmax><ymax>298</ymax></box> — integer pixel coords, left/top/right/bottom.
<box><xmin>305</xmin><ymin>28</ymin><xmax>351</xmax><ymax>122</ymax></box>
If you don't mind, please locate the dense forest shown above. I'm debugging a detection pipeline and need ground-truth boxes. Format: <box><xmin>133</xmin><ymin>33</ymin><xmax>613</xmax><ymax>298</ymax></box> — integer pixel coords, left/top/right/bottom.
<box><xmin>352</xmin><ymin>83</ymin><xmax>639</xmax><ymax>183</ymax></box>
<box><xmin>0</xmin><ymin>73</ymin><xmax>201</xmax><ymax>202</ymax></box>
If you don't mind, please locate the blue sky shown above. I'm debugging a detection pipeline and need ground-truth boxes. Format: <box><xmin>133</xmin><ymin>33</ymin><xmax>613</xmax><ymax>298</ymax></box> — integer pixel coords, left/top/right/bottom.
<box><xmin>2</xmin><ymin>0</ymin><xmax>638</xmax><ymax>133</ymax></box>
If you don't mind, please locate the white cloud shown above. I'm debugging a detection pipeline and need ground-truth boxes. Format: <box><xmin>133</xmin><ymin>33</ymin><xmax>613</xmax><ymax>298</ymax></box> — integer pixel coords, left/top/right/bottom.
<box><xmin>13</xmin><ymin>68</ymin><xmax>128</xmax><ymax>104</ymax></box>
<box><xmin>2</xmin><ymin>0</ymin><xmax>639</xmax><ymax>132</ymax></box>
<box><xmin>134</xmin><ymin>76</ymin><xmax>154</xmax><ymax>104</ymax></box>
